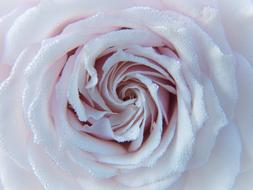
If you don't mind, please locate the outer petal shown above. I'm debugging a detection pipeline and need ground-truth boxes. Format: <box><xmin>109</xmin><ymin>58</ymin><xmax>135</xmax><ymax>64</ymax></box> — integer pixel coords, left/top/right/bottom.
<box><xmin>2</xmin><ymin>0</ymin><xmax>165</xmax><ymax>65</ymax></box>
<box><xmin>0</xmin><ymin>64</ymin><xmax>11</xmax><ymax>83</ymax></box>
<box><xmin>171</xmin><ymin>124</ymin><xmax>241</xmax><ymax>190</ymax></box>
<box><xmin>0</xmin><ymin>1</ymin><xmax>27</xmax><ymax>17</ymax></box>
<box><xmin>232</xmin><ymin>170</ymin><xmax>253</xmax><ymax>190</ymax></box>
<box><xmin>0</xmin><ymin>45</ymin><xmax>40</xmax><ymax>169</ymax></box>
<box><xmin>0</xmin><ymin>4</ymin><xmax>27</xmax><ymax>63</ymax></box>
<box><xmin>187</xmin><ymin>79</ymin><xmax>227</xmax><ymax>169</ymax></box>
<box><xmin>218</xmin><ymin>0</ymin><xmax>253</xmax><ymax>63</ymax></box>
<box><xmin>0</xmin><ymin>150</ymin><xmax>43</xmax><ymax>190</ymax></box>
<box><xmin>234</xmin><ymin>53</ymin><xmax>253</xmax><ymax>169</ymax></box>
<box><xmin>28</xmin><ymin>142</ymin><xmax>83</xmax><ymax>190</ymax></box>
<box><xmin>161</xmin><ymin>0</ymin><xmax>232</xmax><ymax>54</ymax></box>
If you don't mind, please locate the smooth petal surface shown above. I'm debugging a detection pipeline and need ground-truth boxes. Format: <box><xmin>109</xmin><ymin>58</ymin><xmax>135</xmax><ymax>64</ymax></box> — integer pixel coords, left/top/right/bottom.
<box><xmin>0</xmin><ymin>150</ymin><xmax>43</xmax><ymax>190</ymax></box>
<box><xmin>234</xmin><ymin>53</ymin><xmax>253</xmax><ymax>170</ymax></box>
<box><xmin>28</xmin><ymin>143</ymin><xmax>83</xmax><ymax>190</ymax></box>
<box><xmin>171</xmin><ymin>124</ymin><xmax>241</xmax><ymax>190</ymax></box>
<box><xmin>0</xmin><ymin>0</ymin><xmax>36</xmax><ymax>17</ymax></box>
<box><xmin>232</xmin><ymin>170</ymin><xmax>253</xmax><ymax>190</ymax></box>
<box><xmin>0</xmin><ymin>64</ymin><xmax>11</xmax><ymax>82</ymax></box>
<box><xmin>218</xmin><ymin>0</ymin><xmax>253</xmax><ymax>63</ymax></box>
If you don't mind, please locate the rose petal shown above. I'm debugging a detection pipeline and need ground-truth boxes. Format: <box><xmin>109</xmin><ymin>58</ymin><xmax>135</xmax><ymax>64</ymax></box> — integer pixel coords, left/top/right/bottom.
<box><xmin>187</xmin><ymin>79</ymin><xmax>227</xmax><ymax>169</ymax></box>
<box><xmin>234</xmin><ymin>53</ymin><xmax>253</xmax><ymax>167</ymax></box>
<box><xmin>67</xmin><ymin>148</ymin><xmax>119</xmax><ymax>179</ymax></box>
<box><xmin>28</xmin><ymin>142</ymin><xmax>83</xmax><ymax>190</ymax></box>
<box><xmin>0</xmin><ymin>0</ymin><xmax>37</xmax><ymax>17</ymax></box>
<box><xmin>171</xmin><ymin>123</ymin><xmax>241</xmax><ymax>190</ymax></box>
<box><xmin>218</xmin><ymin>0</ymin><xmax>253</xmax><ymax>63</ymax></box>
<box><xmin>96</xmin><ymin>74</ymin><xmax>164</xmax><ymax>165</ymax></box>
<box><xmin>0</xmin><ymin>6</ymin><xmax>28</xmax><ymax>63</ymax></box>
<box><xmin>0</xmin><ymin>64</ymin><xmax>11</xmax><ymax>83</ymax></box>
<box><xmin>53</xmin><ymin>56</ymin><xmax>126</xmax><ymax>156</ymax></box>
<box><xmin>0</xmin><ymin>45</ymin><xmax>40</xmax><ymax>169</ymax></box>
<box><xmin>232</xmin><ymin>170</ymin><xmax>253</xmax><ymax>190</ymax></box>
<box><xmin>161</xmin><ymin>0</ymin><xmax>233</xmax><ymax>54</ymax></box>
<box><xmin>0</xmin><ymin>150</ymin><xmax>43</xmax><ymax>190</ymax></box>
<box><xmin>115</xmin><ymin>97</ymin><xmax>193</xmax><ymax>187</ymax></box>
<box><xmin>121</xmin><ymin>7</ymin><xmax>237</xmax><ymax>117</ymax></box>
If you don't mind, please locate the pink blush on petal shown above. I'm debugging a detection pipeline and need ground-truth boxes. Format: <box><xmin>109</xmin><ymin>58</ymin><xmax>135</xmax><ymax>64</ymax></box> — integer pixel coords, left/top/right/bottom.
<box><xmin>0</xmin><ymin>64</ymin><xmax>11</xmax><ymax>83</ymax></box>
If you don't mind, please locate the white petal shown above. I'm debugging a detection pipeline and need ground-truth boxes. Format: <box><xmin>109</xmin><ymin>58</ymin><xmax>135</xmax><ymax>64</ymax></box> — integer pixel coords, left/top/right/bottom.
<box><xmin>24</xmin><ymin>56</ymin><xmax>65</xmax><ymax>147</ymax></box>
<box><xmin>116</xmin><ymin>98</ymin><xmax>194</xmax><ymax>187</ymax></box>
<box><xmin>122</xmin><ymin>7</ymin><xmax>237</xmax><ymax>117</ymax></box>
<box><xmin>218</xmin><ymin>0</ymin><xmax>253</xmax><ymax>63</ymax></box>
<box><xmin>0</xmin><ymin>64</ymin><xmax>11</xmax><ymax>83</ymax></box>
<box><xmin>161</xmin><ymin>0</ymin><xmax>232</xmax><ymax>54</ymax></box>
<box><xmin>28</xmin><ymin>142</ymin><xmax>83</xmax><ymax>190</ymax></box>
<box><xmin>0</xmin><ymin>150</ymin><xmax>43</xmax><ymax>190</ymax></box>
<box><xmin>3</xmin><ymin>0</ymin><xmax>135</xmax><ymax>63</ymax></box>
<box><xmin>97</xmin><ymin>74</ymin><xmax>164</xmax><ymax>166</ymax></box>
<box><xmin>53</xmin><ymin>57</ymin><xmax>126</xmax><ymax>156</ymax></box>
<box><xmin>234</xmin><ymin>53</ymin><xmax>253</xmax><ymax>166</ymax></box>
<box><xmin>0</xmin><ymin>0</ymin><xmax>37</xmax><ymax>17</ymax></box>
<box><xmin>172</xmin><ymin>124</ymin><xmax>241</xmax><ymax>190</ymax></box>
<box><xmin>187</xmin><ymin>79</ymin><xmax>227</xmax><ymax>169</ymax></box>
<box><xmin>0</xmin><ymin>6</ymin><xmax>27</xmax><ymax>63</ymax></box>
<box><xmin>232</xmin><ymin>170</ymin><xmax>253</xmax><ymax>190</ymax></box>
<box><xmin>67</xmin><ymin>148</ymin><xmax>119</xmax><ymax>179</ymax></box>
<box><xmin>81</xmin><ymin>29</ymin><xmax>164</xmax><ymax>88</ymax></box>
<box><xmin>0</xmin><ymin>45</ymin><xmax>39</xmax><ymax>169</ymax></box>
<box><xmin>182</xmin><ymin>65</ymin><xmax>208</xmax><ymax>130</ymax></box>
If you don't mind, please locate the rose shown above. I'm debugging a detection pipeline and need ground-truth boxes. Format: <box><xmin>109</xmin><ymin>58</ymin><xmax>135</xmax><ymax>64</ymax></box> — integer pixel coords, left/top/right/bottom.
<box><xmin>0</xmin><ymin>0</ymin><xmax>252</xmax><ymax>190</ymax></box>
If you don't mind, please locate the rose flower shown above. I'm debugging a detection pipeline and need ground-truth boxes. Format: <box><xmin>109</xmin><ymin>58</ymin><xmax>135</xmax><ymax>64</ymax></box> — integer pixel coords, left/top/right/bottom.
<box><xmin>0</xmin><ymin>0</ymin><xmax>252</xmax><ymax>190</ymax></box>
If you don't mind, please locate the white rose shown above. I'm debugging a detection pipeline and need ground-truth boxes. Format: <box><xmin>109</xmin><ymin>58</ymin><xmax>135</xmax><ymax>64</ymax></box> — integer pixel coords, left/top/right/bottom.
<box><xmin>0</xmin><ymin>0</ymin><xmax>252</xmax><ymax>190</ymax></box>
